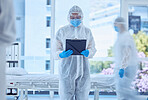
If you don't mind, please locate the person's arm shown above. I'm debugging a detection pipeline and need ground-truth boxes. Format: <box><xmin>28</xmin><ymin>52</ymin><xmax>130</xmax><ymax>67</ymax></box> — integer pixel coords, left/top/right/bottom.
<box><xmin>119</xmin><ymin>45</ymin><xmax>131</xmax><ymax>78</ymax></box>
<box><xmin>55</xmin><ymin>28</ymin><xmax>73</xmax><ymax>59</ymax></box>
<box><xmin>55</xmin><ymin>29</ymin><xmax>64</xmax><ymax>60</ymax></box>
<box><xmin>121</xmin><ymin>46</ymin><xmax>131</xmax><ymax>69</ymax></box>
<box><xmin>86</xmin><ymin>29</ymin><xmax>97</xmax><ymax>58</ymax></box>
<box><xmin>0</xmin><ymin>0</ymin><xmax>16</xmax><ymax>46</ymax></box>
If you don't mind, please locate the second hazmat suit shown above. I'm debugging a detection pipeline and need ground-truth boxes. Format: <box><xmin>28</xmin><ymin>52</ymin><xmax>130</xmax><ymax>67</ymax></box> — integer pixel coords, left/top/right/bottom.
<box><xmin>114</xmin><ymin>17</ymin><xmax>147</xmax><ymax>100</ymax></box>
<box><xmin>55</xmin><ymin>5</ymin><xmax>96</xmax><ymax>100</ymax></box>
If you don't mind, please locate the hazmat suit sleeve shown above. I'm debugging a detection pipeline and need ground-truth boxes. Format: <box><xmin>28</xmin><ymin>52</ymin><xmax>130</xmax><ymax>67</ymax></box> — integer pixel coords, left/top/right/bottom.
<box><xmin>0</xmin><ymin>0</ymin><xmax>16</xmax><ymax>46</ymax></box>
<box><xmin>120</xmin><ymin>36</ymin><xmax>134</xmax><ymax>69</ymax></box>
<box><xmin>86</xmin><ymin>29</ymin><xmax>97</xmax><ymax>58</ymax></box>
<box><xmin>55</xmin><ymin>29</ymin><xmax>64</xmax><ymax>60</ymax></box>
<box><xmin>121</xmin><ymin>45</ymin><xmax>131</xmax><ymax>69</ymax></box>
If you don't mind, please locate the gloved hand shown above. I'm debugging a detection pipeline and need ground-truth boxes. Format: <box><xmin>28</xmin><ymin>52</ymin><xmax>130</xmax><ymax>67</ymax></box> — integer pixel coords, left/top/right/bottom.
<box><xmin>59</xmin><ymin>50</ymin><xmax>73</xmax><ymax>58</ymax></box>
<box><xmin>81</xmin><ymin>50</ymin><xmax>89</xmax><ymax>57</ymax></box>
<box><xmin>119</xmin><ymin>68</ymin><xmax>124</xmax><ymax>78</ymax></box>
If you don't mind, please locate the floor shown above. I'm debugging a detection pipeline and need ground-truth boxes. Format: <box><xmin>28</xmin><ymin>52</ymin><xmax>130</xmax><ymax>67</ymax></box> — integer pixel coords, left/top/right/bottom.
<box><xmin>7</xmin><ymin>95</ymin><xmax>117</xmax><ymax>100</ymax></box>
<box><xmin>7</xmin><ymin>94</ymin><xmax>148</xmax><ymax>100</ymax></box>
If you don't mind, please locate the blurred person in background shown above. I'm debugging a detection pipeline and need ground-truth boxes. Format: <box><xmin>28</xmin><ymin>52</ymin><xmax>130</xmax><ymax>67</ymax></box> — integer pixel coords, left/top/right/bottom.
<box><xmin>0</xmin><ymin>0</ymin><xmax>16</xmax><ymax>100</ymax></box>
<box><xmin>113</xmin><ymin>17</ymin><xmax>147</xmax><ymax>100</ymax></box>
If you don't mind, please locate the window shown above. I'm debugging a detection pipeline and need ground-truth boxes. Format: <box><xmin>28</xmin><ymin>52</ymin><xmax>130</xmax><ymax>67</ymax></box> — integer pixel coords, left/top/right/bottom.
<box><xmin>46</xmin><ymin>16</ymin><xmax>51</xmax><ymax>27</ymax></box>
<box><xmin>16</xmin><ymin>17</ymin><xmax>21</xmax><ymax>20</ymax></box>
<box><xmin>47</xmin><ymin>0</ymin><xmax>51</xmax><ymax>5</ymax></box>
<box><xmin>46</xmin><ymin>38</ymin><xmax>50</xmax><ymax>48</ymax></box>
<box><xmin>45</xmin><ymin>60</ymin><xmax>50</xmax><ymax>70</ymax></box>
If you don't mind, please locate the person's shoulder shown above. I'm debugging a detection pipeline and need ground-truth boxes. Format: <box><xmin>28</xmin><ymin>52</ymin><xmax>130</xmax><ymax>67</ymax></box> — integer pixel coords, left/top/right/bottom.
<box><xmin>122</xmin><ymin>32</ymin><xmax>135</xmax><ymax>45</ymax></box>
<box><xmin>56</xmin><ymin>25</ymin><xmax>69</xmax><ymax>34</ymax></box>
<box><xmin>58</xmin><ymin>25</ymin><xmax>69</xmax><ymax>30</ymax></box>
<box><xmin>82</xmin><ymin>25</ymin><xmax>91</xmax><ymax>30</ymax></box>
<box><xmin>121</xmin><ymin>31</ymin><xmax>131</xmax><ymax>38</ymax></box>
<box><xmin>124</xmin><ymin>32</ymin><xmax>133</xmax><ymax>39</ymax></box>
<box><xmin>82</xmin><ymin>25</ymin><xmax>92</xmax><ymax>33</ymax></box>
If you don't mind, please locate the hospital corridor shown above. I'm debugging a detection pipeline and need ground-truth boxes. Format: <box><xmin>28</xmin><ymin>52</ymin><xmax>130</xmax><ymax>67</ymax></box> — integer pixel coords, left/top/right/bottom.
<box><xmin>0</xmin><ymin>0</ymin><xmax>148</xmax><ymax>100</ymax></box>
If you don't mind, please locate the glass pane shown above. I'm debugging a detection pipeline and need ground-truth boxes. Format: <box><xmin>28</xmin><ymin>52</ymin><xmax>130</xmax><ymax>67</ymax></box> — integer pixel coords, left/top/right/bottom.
<box><xmin>90</xmin><ymin>0</ymin><xmax>120</xmax><ymax>57</ymax></box>
<box><xmin>90</xmin><ymin>0</ymin><xmax>120</xmax><ymax>74</ymax></box>
<box><xmin>128</xmin><ymin>5</ymin><xmax>148</xmax><ymax>64</ymax></box>
<box><xmin>128</xmin><ymin>6</ymin><xmax>148</xmax><ymax>93</ymax></box>
<box><xmin>12</xmin><ymin>0</ymin><xmax>51</xmax><ymax>73</ymax></box>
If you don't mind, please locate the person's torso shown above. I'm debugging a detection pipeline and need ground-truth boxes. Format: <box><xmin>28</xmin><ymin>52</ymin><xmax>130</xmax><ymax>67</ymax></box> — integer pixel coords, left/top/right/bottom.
<box><xmin>114</xmin><ymin>31</ymin><xmax>138</xmax><ymax>67</ymax></box>
<box><xmin>59</xmin><ymin>25</ymin><xmax>90</xmax><ymax>51</ymax></box>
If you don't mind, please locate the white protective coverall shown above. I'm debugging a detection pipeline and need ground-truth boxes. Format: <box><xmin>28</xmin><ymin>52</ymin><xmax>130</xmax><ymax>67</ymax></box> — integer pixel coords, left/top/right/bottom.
<box><xmin>114</xmin><ymin>17</ymin><xmax>147</xmax><ymax>100</ymax></box>
<box><xmin>55</xmin><ymin>5</ymin><xmax>96</xmax><ymax>100</ymax></box>
<box><xmin>0</xmin><ymin>0</ymin><xmax>16</xmax><ymax>100</ymax></box>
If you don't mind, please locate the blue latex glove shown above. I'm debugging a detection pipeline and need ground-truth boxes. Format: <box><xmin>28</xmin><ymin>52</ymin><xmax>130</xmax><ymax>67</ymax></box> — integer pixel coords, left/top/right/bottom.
<box><xmin>119</xmin><ymin>68</ymin><xmax>124</xmax><ymax>78</ymax></box>
<box><xmin>114</xmin><ymin>26</ymin><xmax>120</xmax><ymax>32</ymax></box>
<box><xmin>81</xmin><ymin>50</ymin><xmax>89</xmax><ymax>57</ymax></box>
<box><xmin>59</xmin><ymin>50</ymin><xmax>73</xmax><ymax>58</ymax></box>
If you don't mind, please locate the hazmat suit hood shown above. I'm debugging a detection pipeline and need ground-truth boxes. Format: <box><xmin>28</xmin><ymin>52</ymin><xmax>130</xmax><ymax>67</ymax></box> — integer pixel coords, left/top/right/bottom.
<box><xmin>67</xmin><ymin>5</ymin><xmax>83</xmax><ymax>24</ymax></box>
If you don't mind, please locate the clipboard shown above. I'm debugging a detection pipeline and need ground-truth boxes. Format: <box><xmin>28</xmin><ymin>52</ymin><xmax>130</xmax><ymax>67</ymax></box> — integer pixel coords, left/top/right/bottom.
<box><xmin>66</xmin><ymin>39</ymin><xmax>86</xmax><ymax>55</ymax></box>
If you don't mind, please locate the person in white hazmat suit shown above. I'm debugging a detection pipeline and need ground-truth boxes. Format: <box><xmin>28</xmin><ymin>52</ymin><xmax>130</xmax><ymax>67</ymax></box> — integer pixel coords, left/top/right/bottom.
<box><xmin>0</xmin><ymin>0</ymin><xmax>16</xmax><ymax>100</ymax></box>
<box><xmin>55</xmin><ymin>5</ymin><xmax>96</xmax><ymax>100</ymax></box>
<box><xmin>113</xmin><ymin>17</ymin><xmax>147</xmax><ymax>100</ymax></box>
